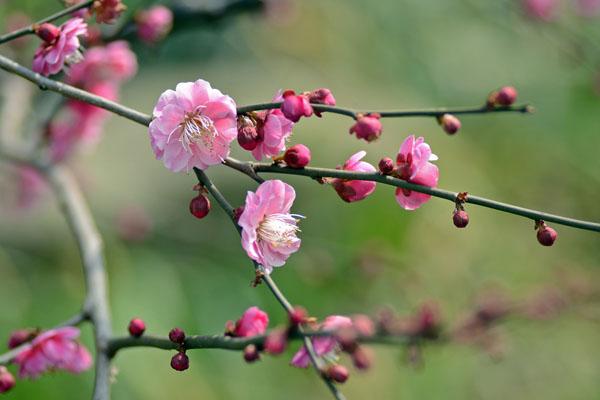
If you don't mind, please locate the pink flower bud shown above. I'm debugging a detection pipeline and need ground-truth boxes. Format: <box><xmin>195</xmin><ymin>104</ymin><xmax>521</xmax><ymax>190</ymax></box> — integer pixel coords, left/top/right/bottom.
<box><xmin>325</xmin><ymin>364</ymin><xmax>349</xmax><ymax>383</ymax></box>
<box><xmin>135</xmin><ymin>5</ymin><xmax>173</xmax><ymax>44</ymax></box>
<box><xmin>349</xmin><ymin>114</ymin><xmax>382</xmax><ymax>142</ymax></box>
<box><xmin>0</xmin><ymin>367</ymin><xmax>15</xmax><ymax>394</ymax></box>
<box><xmin>496</xmin><ymin>86</ymin><xmax>518</xmax><ymax>106</ymax></box>
<box><xmin>7</xmin><ymin>328</ymin><xmax>36</xmax><ymax>349</ymax></box>
<box><xmin>264</xmin><ymin>328</ymin><xmax>287</xmax><ymax>355</ymax></box>
<box><xmin>237</xmin><ymin>123</ymin><xmax>260</xmax><ymax>151</ymax></box>
<box><xmin>351</xmin><ymin>346</ymin><xmax>373</xmax><ymax>370</ymax></box>
<box><xmin>170</xmin><ymin>352</ymin><xmax>189</xmax><ymax>371</ymax></box>
<box><xmin>440</xmin><ymin>114</ymin><xmax>461</xmax><ymax>135</ymax></box>
<box><xmin>352</xmin><ymin>314</ymin><xmax>375</xmax><ymax>337</ymax></box>
<box><xmin>169</xmin><ymin>328</ymin><xmax>185</xmax><ymax>344</ymax></box>
<box><xmin>35</xmin><ymin>23</ymin><xmax>61</xmax><ymax>43</ymax></box>
<box><xmin>537</xmin><ymin>224</ymin><xmax>557</xmax><ymax>246</ymax></box>
<box><xmin>128</xmin><ymin>318</ymin><xmax>146</xmax><ymax>337</ymax></box>
<box><xmin>281</xmin><ymin>90</ymin><xmax>313</xmax><ymax>122</ymax></box>
<box><xmin>283</xmin><ymin>144</ymin><xmax>311</xmax><ymax>168</ymax></box>
<box><xmin>233</xmin><ymin>307</ymin><xmax>269</xmax><ymax>337</ymax></box>
<box><xmin>189</xmin><ymin>194</ymin><xmax>211</xmax><ymax>219</ymax></box>
<box><xmin>378</xmin><ymin>157</ymin><xmax>394</xmax><ymax>175</ymax></box>
<box><xmin>289</xmin><ymin>306</ymin><xmax>308</xmax><ymax>325</ymax></box>
<box><xmin>308</xmin><ymin>88</ymin><xmax>336</xmax><ymax>117</ymax></box>
<box><xmin>453</xmin><ymin>210</ymin><xmax>469</xmax><ymax>228</ymax></box>
<box><xmin>243</xmin><ymin>344</ymin><xmax>260</xmax><ymax>363</ymax></box>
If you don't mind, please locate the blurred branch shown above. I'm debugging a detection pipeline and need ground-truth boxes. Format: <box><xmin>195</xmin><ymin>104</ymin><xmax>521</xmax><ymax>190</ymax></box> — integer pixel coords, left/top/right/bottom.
<box><xmin>193</xmin><ymin>167</ymin><xmax>346</xmax><ymax>400</ymax></box>
<box><xmin>224</xmin><ymin>157</ymin><xmax>600</xmax><ymax>232</ymax></box>
<box><xmin>0</xmin><ymin>1</ymin><xmax>94</xmax><ymax>45</ymax></box>
<box><xmin>0</xmin><ymin>312</ymin><xmax>89</xmax><ymax>366</ymax></box>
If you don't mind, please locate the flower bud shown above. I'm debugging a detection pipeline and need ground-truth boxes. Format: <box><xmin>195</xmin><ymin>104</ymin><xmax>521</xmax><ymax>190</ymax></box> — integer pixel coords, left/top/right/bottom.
<box><xmin>169</xmin><ymin>328</ymin><xmax>185</xmax><ymax>344</ymax></box>
<box><xmin>351</xmin><ymin>346</ymin><xmax>373</xmax><ymax>370</ymax></box>
<box><xmin>440</xmin><ymin>114</ymin><xmax>461</xmax><ymax>135</ymax></box>
<box><xmin>281</xmin><ymin>90</ymin><xmax>313</xmax><ymax>122</ymax></box>
<box><xmin>237</xmin><ymin>120</ymin><xmax>260</xmax><ymax>151</ymax></box>
<box><xmin>352</xmin><ymin>314</ymin><xmax>375</xmax><ymax>337</ymax></box>
<box><xmin>325</xmin><ymin>364</ymin><xmax>349</xmax><ymax>383</ymax></box>
<box><xmin>92</xmin><ymin>0</ymin><xmax>127</xmax><ymax>24</ymax></box>
<box><xmin>308</xmin><ymin>88</ymin><xmax>336</xmax><ymax>117</ymax></box>
<box><xmin>7</xmin><ymin>328</ymin><xmax>36</xmax><ymax>349</ymax></box>
<box><xmin>128</xmin><ymin>318</ymin><xmax>146</xmax><ymax>337</ymax></box>
<box><xmin>170</xmin><ymin>352</ymin><xmax>189</xmax><ymax>371</ymax></box>
<box><xmin>349</xmin><ymin>114</ymin><xmax>382</xmax><ymax>142</ymax></box>
<box><xmin>537</xmin><ymin>224</ymin><xmax>557</xmax><ymax>246</ymax></box>
<box><xmin>289</xmin><ymin>306</ymin><xmax>308</xmax><ymax>326</ymax></box>
<box><xmin>453</xmin><ymin>210</ymin><xmax>469</xmax><ymax>228</ymax></box>
<box><xmin>189</xmin><ymin>194</ymin><xmax>211</xmax><ymax>219</ymax></box>
<box><xmin>0</xmin><ymin>367</ymin><xmax>15</xmax><ymax>394</ymax></box>
<box><xmin>35</xmin><ymin>23</ymin><xmax>61</xmax><ymax>43</ymax></box>
<box><xmin>135</xmin><ymin>5</ymin><xmax>173</xmax><ymax>44</ymax></box>
<box><xmin>378</xmin><ymin>157</ymin><xmax>394</xmax><ymax>175</ymax></box>
<box><xmin>496</xmin><ymin>86</ymin><xmax>518</xmax><ymax>106</ymax></box>
<box><xmin>264</xmin><ymin>328</ymin><xmax>287</xmax><ymax>355</ymax></box>
<box><xmin>243</xmin><ymin>344</ymin><xmax>260</xmax><ymax>363</ymax></box>
<box><xmin>283</xmin><ymin>144</ymin><xmax>311</xmax><ymax>168</ymax></box>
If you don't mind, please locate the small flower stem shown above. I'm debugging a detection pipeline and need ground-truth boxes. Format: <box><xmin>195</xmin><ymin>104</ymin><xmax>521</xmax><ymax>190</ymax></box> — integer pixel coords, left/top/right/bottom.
<box><xmin>236</xmin><ymin>102</ymin><xmax>533</xmax><ymax>120</ymax></box>
<box><xmin>0</xmin><ymin>0</ymin><xmax>94</xmax><ymax>45</ymax></box>
<box><xmin>224</xmin><ymin>158</ymin><xmax>600</xmax><ymax>233</ymax></box>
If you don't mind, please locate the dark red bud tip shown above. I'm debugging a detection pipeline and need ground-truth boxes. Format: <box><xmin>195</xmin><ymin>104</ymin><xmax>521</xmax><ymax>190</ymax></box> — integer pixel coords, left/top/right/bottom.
<box><xmin>453</xmin><ymin>210</ymin><xmax>469</xmax><ymax>228</ymax></box>
<box><xmin>440</xmin><ymin>114</ymin><xmax>461</xmax><ymax>135</ymax></box>
<box><xmin>189</xmin><ymin>194</ymin><xmax>210</xmax><ymax>219</ymax></box>
<box><xmin>496</xmin><ymin>86</ymin><xmax>518</xmax><ymax>106</ymax></box>
<box><xmin>243</xmin><ymin>344</ymin><xmax>260</xmax><ymax>363</ymax></box>
<box><xmin>169</xmin><ymin>328</ymin><xmax>186</xmax><ymax>344</ymax></box>
<box><xmin>537</xmin><ymin>225</ymin><xmax>557</xmax><ymax>246</ymax></box>
<box><xmin>0</xmin><ymin>366</ymin><xmax>15</xmax><ymax>394</ymax></box>
<box><xmin>325</xmin><ymin>364</ymin><xmax>349</xmax><ymax>383</ymax></box>
<box><xmin>289</xmin><ymin>306</ymin><xmax>308</xmax><ymax>325</ymax></box>
<box><xmin>128</xmin><ymin>318</ymin><xmax>146</xmax><ymax>337</ymax></box>
<box><xmin>170</xmin><ymin>352</ymin><xmax>189</xmax><ymax>371</ymax></box>
<box><xmin>34</xmin><ymin>23</ymin><xmax>60</xmax><ymax>43</ymax></box>
<box><xmin>7</xmin><ymin>328</ymin><xmax>36</xmax><ymax>349</ymax></box>
<box><xmin>283</xmin><ymin>144</ymin><xmax>311</xmax><ymax>168</ymax></box>
<box><xmin>237</xmin><ymin>125</ymin><xmax>260</xmax><ymax>151</ymax></box>
<box><xmin>378</xmin><ymin>157</ymin><xmax>394</xmax><ymax>174</ymax></box>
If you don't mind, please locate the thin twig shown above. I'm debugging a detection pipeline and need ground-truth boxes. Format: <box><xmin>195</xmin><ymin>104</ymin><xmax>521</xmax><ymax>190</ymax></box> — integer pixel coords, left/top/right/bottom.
<box><xmin>0</xmin><ymin>1</ymin><xmax>94</xmax><ymax>45</ymax></box>
<box><xmin>224</xmin><ymin>158</ymin><xmax>600</xmax><ymax>232</ymax></box>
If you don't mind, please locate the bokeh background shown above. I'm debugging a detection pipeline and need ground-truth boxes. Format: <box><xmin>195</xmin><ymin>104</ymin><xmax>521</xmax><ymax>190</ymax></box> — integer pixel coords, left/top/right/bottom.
<box><xmin>1</xmin><ymin>0</ymin><xmax>599</xmax><ymax>399</ymax></box>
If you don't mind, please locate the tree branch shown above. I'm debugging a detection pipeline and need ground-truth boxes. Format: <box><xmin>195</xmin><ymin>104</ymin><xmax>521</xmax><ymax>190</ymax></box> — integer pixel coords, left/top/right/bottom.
<box><xmin>0</xmin><ymin>1</ymin><xmax>94</xmax><ymax>45</ymax></box>
<box><xmin>223</xmin><ymin>157</ymin><xmax>600</xmax><ymax>232</ymax></box>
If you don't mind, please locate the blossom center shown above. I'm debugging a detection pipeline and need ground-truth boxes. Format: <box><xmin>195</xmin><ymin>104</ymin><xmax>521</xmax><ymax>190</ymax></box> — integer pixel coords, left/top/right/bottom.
<box><xmin>178</xmin><ymin>108</ymin><xmax>218</xmax><ymax>153</ymax></box>
<box><xmin>257</xmin><ymin>213</ymin><xmax>302</xmax><ymax>247</ymax></box>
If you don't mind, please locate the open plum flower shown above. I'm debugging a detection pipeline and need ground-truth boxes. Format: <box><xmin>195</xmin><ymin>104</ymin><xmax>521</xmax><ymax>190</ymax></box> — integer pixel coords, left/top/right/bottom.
<box><xmin>395</xmin><ymin>135</ymin><xmax>439</xmax><ymax>210</ymax></box>
<box><xmin>32</xmin><ymin>18</ymin><xmax>87</xmax><ymax>76</ymax></box>
<box><xmin>291</xmin><ymin>315</ymin><xmax>353</xmax><ymax>368</ymax></box>
<box><xmin>238</xmin><ymin>180</ymin><xmax>303</xmax><ymax>274</ymax></box>
<box><xmin>149</xmin><ymin>79</ymin><xmax>237</xmax><ymax>172</ymax></box>
<box><xmin>331</xmin><ymin>151</ymin><xmax>377</xmax><ymax>202</ymax></box>
<box><xmin>249</xmin><ymin>92</ymin><xmax>294</xmax><ymax>161</ymax></box>
<box><xmin>13</xmin><ymin>327</ymin><xmax>92</xmax><ymax>379</ymax></box>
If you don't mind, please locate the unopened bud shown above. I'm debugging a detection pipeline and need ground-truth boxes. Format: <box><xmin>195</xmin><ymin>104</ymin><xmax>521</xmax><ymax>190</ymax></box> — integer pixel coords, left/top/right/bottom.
<box><xmin>453</xmin><ymin>210</ymin><xmax>469</xmax><ymax>228</ymax></box>
<box><xmin>128</xmin><ymin>318</ymin><xmax>146</xmax><ymax>337</ymax></box>
<box><xmin>496</xmin><ymin>86</ymin><xmax>518</xmax><ymax>106</ymax></box>
<box><xmin>243</xmin><ymin>344</ymin><xmax>260</xmax><ymax>363</ymax></box>
<box><xmin>325</xmin><ymin>364</ymin><xmax>349</xmax><ymax>383</ymax></box>
<box><xmin>7</xmin><ymin>328</ymin><xmax>36</xmax><ymax>349</ymax></box>
<box><xmin>440</xmin><ymin>114</ymin><xmax>461</xmax><ymax>135</ymax></box>
<box><xmin>0</xmin><ymin>367</ymin><xmax>15</xmax><ymax>394</ymax></box>
<box><xmin>170</xmin><ymin>352</ymin><xmax>189</xmax><ymax>371</ymax></box>
<box><xmin>283</xmin><ymin>144</ymin><xmax>311</xmax><ymax>168</ymax></box>
<box><xmin>169</xmin><ymin>328</ymin><xmax>185</xmax><ymax>344</ymax></box>
<box><xmin>289</xmin><ymin>306</ymin><xmax>308</xmax><ymax>326</ymax></box>
<box><xmin>537</xmin><ymin>223</ymin><xmax>557</xmax><ymax>246</ymax></box>
<box><xmin>35</xmin><ymin>23</ymin><xmax>60</xmax><ymax>43</ymax></box>
<box><xmin>189</xmin><ymin>194</ymin><xmax>211</xmax><ymax>219</ymax></box>
<box><xmin>351</xmin><ymin>346</ymin><xmax>373</xmax><ymax>370</ymax></box>
<box><xmin>264</xmin><ymin>328</ymin><xmax>287</xmax><ymax>355</ymax></box>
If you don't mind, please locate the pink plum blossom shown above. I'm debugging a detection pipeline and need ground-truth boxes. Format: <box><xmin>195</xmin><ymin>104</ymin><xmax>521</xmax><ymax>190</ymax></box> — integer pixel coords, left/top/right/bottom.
<box><xmin>32</xmin><ymin>18</ymin><xmax>87</xmax><ymax>76</ymax></box>
<box><xmin>13</xmin><ymin>327</ymin><xmax>92</xmax><ymax>379</ymax></box>
<box><xmin>136</xmin><ymin>5</ymin><xmax>174</xmax><ymax>44</ymax></box>
<box><xmin>291</xmin><ymin>315</ymin><xmax>352</xmax><ymax>368</ymax></box>
<box><xmin>522</xmin><ymin>0</ymin><xmax>557</xmax><ymax>21</ymax></box>
<box><xmin>149</xmin><ymin>79</ymin><xmax>237</xmax><ymax>172</ymax></box>
<box><xmin>308</xmin><ymin>88</ymin><xmax>336</xmax><ymax>117</ymax></box>
<box><xmin>232</xmin><ymin>307</ymin><xmax>269</xmax><ymax>337</ymax></box>
<box><xmin>394</xmin><ymin>135</ymin><xmax>439</xmax><ymax>210</ymax></box>
<box><xmin>280</xmin><ymin>90</ymin><xmax>313</xmax><ymax>122</ymax></box>
<box><xmin>67</xmin><ymin>41</ymin><xmax>137</xmax><ymax>86</ymax></box>
<box><xmin>349</xmin><ymin>114</ymin><xmax>383</xmax><ymax>142</ymax></box>
<box><xmin>238</xmin><ymin>180</ymin><xmax>302</xmax><ymax>273</ymax></box>
<box><xmin>331</xmin><ymin>151</ymin><xmax>377</xmax><ymax>202</ymax></box>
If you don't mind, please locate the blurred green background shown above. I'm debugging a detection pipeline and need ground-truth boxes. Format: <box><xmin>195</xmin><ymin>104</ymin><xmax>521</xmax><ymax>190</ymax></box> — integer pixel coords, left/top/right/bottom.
<box><xmin>1</xmin><ymin>0</ymin><xmax>599</xmax><ymax>399</ymax></box>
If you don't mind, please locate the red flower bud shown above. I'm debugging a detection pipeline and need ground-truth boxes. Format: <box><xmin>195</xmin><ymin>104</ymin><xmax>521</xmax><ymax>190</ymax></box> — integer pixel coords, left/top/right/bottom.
<box><xmin>325</xmin><ymin>364</ymin><xmax>349</xmax><ymax>383</ymax></box>
<box><xmin>308</xmin><ymin>88</ymin><xmax>336</xmax><ymax>117</ymax></box>
<box><xmin>378</xmin><ymin>157</ymin><xmax>394</xmax><ymax>175</ymax></box>
<box><xmin>440</xmin><ymin>114</ymin><xmax>461</xmax><ymax>135</ymax></box>
<box><xmin>169</xmin><ymin>328</ymin><xmax>185</xmax><ymax>344</ymax></box>
<box><xmin>496</xmin><ymin>86</ymin><xmax>518</xmax><ymax>106</ymax></box>
<box><xmin>453</xmin><ymin>210</ymin><xmax>469</xmax><ymax>228</ymax></box>
<box><xmin>35</xmin><ymin>23</ymin><xmax>60</xmax><ymax>43</ymax></box>
<box><xmin>537</xmin><ymin>224</ymin><xmax>557</xmax><ymax>246</ymax></box>
<box><xmin>349</xmin><ymin>114</ymin><xmax>382</xmax><ymax>142</ymax></box>
<box><xmin>128</xmin><ymin>318</ymin><xmax>146</xmax><ymax>337</ymax></box>
<box><xmin>0</xmin><ymin>367</ymin><xmax>15</xmax><ymax>394</ymax></box>
<box><xmin>283</xmin><ymin>144</ymin><xmax>311</xmax><ymax>168</ymax></box>
<box><xmin>281</xmin><ymin>90</ymin><xmax>313</xmax><ymax>122</ymax></box>
<box><xmin>7</xmin><ymin>328</ymin><xmax>36</xmax><ymax>349</ymax></box>
<box><xmin>264</xmin><ymin>328</ymin><xmax>287</xmax><ymax>355</ymax></box>
<box><xmin>351</xmin><ymin>346</ymin><xmax>374</xmax><ymax>370</ymax></box>
<box><xmin>243</xmin><ymin>344</ymin><xmax>260</xmax><ymax>363</ymax></box>
<box><xmin>189</xmin><ymin>194</ymin><xmax>211</xmax><ymax>219</ymax></box>
<box><xmin>237</xmin><ymin>123</ymin><xmax>260</xmax><ymax>151</ymax></box>
<box><xmin>289</xmin><ymin>306</ymin><xmax>308</xmax><ymax>325</ymax></box>
<box><xmin>170</xmin><ymin>352</ymin><xmax>189</xmax><ymax>371</ymax></box>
